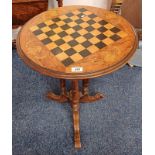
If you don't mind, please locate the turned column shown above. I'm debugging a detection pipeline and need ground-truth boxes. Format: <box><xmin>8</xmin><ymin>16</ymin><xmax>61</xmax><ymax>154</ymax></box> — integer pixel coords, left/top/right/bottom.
<box><xmin>60</xmin><ymin>79</ymin><xmax>66</xmax><ymax>96</ymax></box>
<box><xmin>80</xmin><ymin>79</ymin><xmax>104</xmax><ymax>102</ymax></box>
<box><xmin>71</xmin><ymin>80</ymin><xmax>81</xmax><ymax>148</ymax></box>
<box><xmin>82</xmin><ymin>79</ymin><xmax>89</xmax><ymax>95</ymax></box>
<box><xmin>46</xmin><ymin>79</ymin><xmax>68</xmax><ymax>102</ymax></box>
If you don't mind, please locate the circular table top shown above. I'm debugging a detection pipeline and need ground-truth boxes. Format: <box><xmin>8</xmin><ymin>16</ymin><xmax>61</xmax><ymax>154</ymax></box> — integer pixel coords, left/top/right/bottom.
<box><xmin>16</xmin><ymin>5</ymin><xmax>138</xmax><ymax>79</ymax></box>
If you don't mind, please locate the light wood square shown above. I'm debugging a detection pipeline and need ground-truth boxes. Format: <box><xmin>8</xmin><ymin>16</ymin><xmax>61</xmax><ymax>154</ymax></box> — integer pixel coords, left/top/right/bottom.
<box><xmin>75</xmin><ymin>36</ymin><xmax>87</xmax><ymax>43</ymax></box>
<box><xmin>70</xmin><ymin>53</ymin><xmax>83</xmax><ymax>62</ymax></box>
<box><xmin>102</xmin><ymin>38</ymin><xmax>114</xmax><ymax>45</ymax></box>
<box><xmin>44</xmin><ymin>20</ymin><xmax>53</xmax><ymax>26</ymax></box>
<box><xmin>82</xmin><ymin>16</ymin><xmax>90</xmax><ymax>22</ymax></box>
<box><xmin>53</xmin><ymin>27</ymin><xmax>63</xmax><ymax>33</ymax></box>
<box><xmin>117</xmin><ymin>31</ymin><xmax>127</xmax><ymax>38</ymax></box>
<box><xmin>41</xmin><ymin>26</ymin><xmax>51</xmax><ymax>32</ymax></box>
<box><xmin>104</xmin><ymin>23</ymin><xmax>114</xmax><ymax>29</ymax></box>
<box><xmin>78</xmin><ymin>29</ymin><xmax>88</xmax><ymax>35</ymax></box>
<box><xmin>80</xmin><ymin>22</ymin><xmax>89</xmax><ymax>28</ymax></box>
<box><xmin>56</xmin><ymin>21</ymin><xmax>66</xmax><ymax>26</ymax></box>
<box><xmin>73</xmin><ymin>44</ymin><xmax>85</xmax><ymax>52</ymax></box>
<box><xmin>90</xmin><ymin>30</ymin><xmax>100</xmax><ymax>36</ymax></box>
<box><xmin>65</xmin><ymin>28</ymin><xmax>75</xmax><ymax>34</ymax></box>
<box><xmin>49</xmin><ymin>34</ymin><xmax>61</xmax><ymax>41</ymax></box>
<box><xmin>87</xmin><ymin>45</ymin><xmax>99</xmax><ymax>53</ymax></box>
<box><xmin>89</xmin><ymin>37</ymin><xmax>100</xmax><ymax>44</ymax></box>
<box><xmin>73</xmin><ymin>10</ymin><xmax>81</xmax><ymax>15</ymax></box>
<box><xmin>55</xmin><ymin>52</ymin><xmax>69</xmax><ymax>61</ymax></box>
<box><xmin>59</xmin><ymin>44</ymin><xmax>71</xmax><ymax>51</ymax></box>
<box><xmin>30</xmin><ymin>26</ymin><xmax>39</xmax><ymax>31</ymax></box>
<box><xmin>46</xmin><ymin>42</ymin><xmax>57</xmax><ymax>50</ymax></box>
<box><xmin>67</xmin><ymin>22</ymin><xmax>77</xmax><ymax>27</ymax></box>
<box><xmin>103</xmin><ymin>30</ymin><xmax>114</xmax><ymax>37</ymax></box>
<box><xmin>92</xmin><ymin>23</ymin><xmax>101</xmax><ymax>29</ymax></box>
<box><xmin>70</xmin><ymin>15</ymin><xmax>79</xmax><ymax>21</ymax></box>
<box><xmin>37</xmin><ymin>33</ymin><xmax>48</xmax><ymax>40</ymax></box>
<box><xmin>63</xmin><ymin>35</ymin><xmax>73</xmax><ymax>42</ymax></box>
<box><xmin>93</xmin><ymin>16</ymin><xmax>102</xmax><ymax>22</ymax></box>
<box><xmin>59</xmin><ymin>15</ymin><xmax>68</xmax><ymax>20</ymax></box>
<box><xmin>83</xmin><ymin>11</ymin><xmax>92</xmax><ymax>15</ymax></box>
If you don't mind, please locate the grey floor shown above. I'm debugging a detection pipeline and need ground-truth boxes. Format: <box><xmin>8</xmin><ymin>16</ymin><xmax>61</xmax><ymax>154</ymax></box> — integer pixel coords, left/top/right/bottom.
<box><xmin>12</xmin><ymin>50</ymin><xmax>142</xmax><ymax>155</ymax></box>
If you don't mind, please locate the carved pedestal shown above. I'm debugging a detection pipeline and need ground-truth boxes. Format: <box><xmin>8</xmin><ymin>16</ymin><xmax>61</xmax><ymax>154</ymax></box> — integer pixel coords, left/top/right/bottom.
<box><xmin>47</xmin><ymin>79</ymin><xmax>104</xmax><ymax>148</ymax></box>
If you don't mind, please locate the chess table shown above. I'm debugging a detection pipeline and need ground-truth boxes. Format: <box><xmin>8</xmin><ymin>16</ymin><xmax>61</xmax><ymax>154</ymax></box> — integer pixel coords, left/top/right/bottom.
<box><xmin>16</xmin><ymin>6</ymin><xmax>138</xmax><ymax>148</ymax></box>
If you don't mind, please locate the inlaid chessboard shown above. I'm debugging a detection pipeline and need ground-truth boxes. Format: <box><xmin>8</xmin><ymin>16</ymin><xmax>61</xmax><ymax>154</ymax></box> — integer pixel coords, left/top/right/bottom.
<box><xmin>30</xmin><ymin>8</ymin><xmax>127</xmax><ymax>67</ymax></box>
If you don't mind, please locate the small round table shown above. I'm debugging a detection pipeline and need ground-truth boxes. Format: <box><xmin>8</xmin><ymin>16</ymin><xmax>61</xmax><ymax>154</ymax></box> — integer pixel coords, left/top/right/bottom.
<box><xmin>16</xmin><ymin>5</ymin><xmax>138</xmax><ymax>148</ymax></box>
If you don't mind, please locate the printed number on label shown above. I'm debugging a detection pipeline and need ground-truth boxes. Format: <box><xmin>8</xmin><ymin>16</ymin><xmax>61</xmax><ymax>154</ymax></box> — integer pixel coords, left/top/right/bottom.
<box><xmin>71</xmin><ymin>67</ymin><xmax>83</xmax><ymax>72</ymax></box>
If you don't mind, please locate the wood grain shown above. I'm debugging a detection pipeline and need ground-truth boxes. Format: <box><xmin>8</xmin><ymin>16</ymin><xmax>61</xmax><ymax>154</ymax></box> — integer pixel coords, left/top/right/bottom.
<box><xmin>12</xmin><ymin>0</ymin><xmax>48</xmax><ymax>27</ymax></box>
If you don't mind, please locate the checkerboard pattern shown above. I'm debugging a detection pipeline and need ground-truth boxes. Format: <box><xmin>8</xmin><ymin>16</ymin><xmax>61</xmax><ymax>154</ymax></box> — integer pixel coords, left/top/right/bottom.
<box><xmin>30</xmin><ymin>8</ymin><xmax>127</xmax><ymax>67</ymax></box>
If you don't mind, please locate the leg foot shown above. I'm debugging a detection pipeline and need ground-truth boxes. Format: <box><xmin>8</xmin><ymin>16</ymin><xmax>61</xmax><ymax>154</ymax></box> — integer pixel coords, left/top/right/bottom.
<box><xmin>80</xmin><ymin>93</ymin><xmax>104</xmax><ymax>103</ymax></box>
<box><xmin>47</xmin><ymin>79</ymin><xmax>68</xmax><ymax>103</ymax></box>
<box><xmin>46</xmin><ymin>92</ymin><xmax>68</xmax><ymax>103</ymax></box>
<box><xmin>80</xmin><ymin>79</ymin><xmax>104</xmax><ymax>103</ymax></box>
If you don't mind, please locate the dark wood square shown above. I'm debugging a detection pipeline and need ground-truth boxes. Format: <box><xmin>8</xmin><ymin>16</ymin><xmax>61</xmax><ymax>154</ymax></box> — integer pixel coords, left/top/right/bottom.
<box><xmin>65</xmin><ymin>48</ymin><xmax>77</xmax><ymax>56</ymax></box>
<box><xmin>55</xmin><ymin>39</ymin><xmax>65</xmax><ymax>46</ymax></box>
<box><xmin>87</xmin><ymin>19</ymin><xmax>96</xmax><ymax>25</ymax></box>
<box><xmin>75</xmin><ymin>19</ymin><xmax>84</xmax><ymax>24</ymax></box>
<box><xmin>98</xmin><ymin>27</ymin><xmax>107</xmax><ymax>32</ymax></box>
<box><xmin>63</xmin><ymin>18</ymin><xmax>73</xmax><ymax>23</ymax></box>
<box><xmin>99</xmin><ymin>20</ymin><xmax>108</xmax><ymax>25</ymax></box>
<box><xmin>49</xmin><ymin>23</ymin><xmax>58</xmax><ymax>29</ymax></box>
<box><xmin>95</xmin><ymin>42</ymin><xmax>106</xmax><ymax>49</ymax></box>
<box><xmin>61</xmin><ymin>24</ymin><xmax>70</xmax><ymax>30</ymax></box>
<box><xmin>37</xmin><ymin>23</ymin><xmax>46</xmax><ymax>28</ymax></box>
<box><xmin>79</xmin><ymin>50</ymin><xmax>91</xmax><ymax>57</ymax></box>
<box><xmin>85</xmin><ymin>26</ymin><xmax>95</xmax><ymax>32</ymax></box>
<box><xmin>42</xmin><ymin>38</ymin><xmax>52</xmax><ymax>45</ymax></box>
<box><xmin>73</xmin><ymin>25</ymin><xmax>83</xmax><ymax>31</ymax></box>
<box><xmin>88</xmin><ymin>14</ymin><xmax>97</xmax><ymax>18</ymax></box>
<box><xmin>58</xmin><ymin>31</ymin><xmax>68</xmax><ymax>37</ymax></box>
<box><xmin>68</xmin><ymin>40</ymin><xmax>79</xmax><ymax>47</ymax></box>
<box><xmin>79</xmin><ymin>8</ymin><xmax>87</xmax><ymax>12</ymax></box>
<box><xmin>110</xmin><ymin>27</ymin><xmax>121</xmax><ymax>33</ymax></box>
<box><xmin>51</xmin><ymin>47</ymin><xmax>63</xmax><ymax>55</ymax></box>
<box><xmin>70</xmin><ymin>32</ymin><xmax>81</xmax><ymax>38</ymax></box>
<box><xmin>66</xmin><ymin>12</ymin><xmax>74</xmax><ymax>17</ymax></box>
<box><xmin>96</xmin><ymin>34</ymin><xmax>107</xmax><ymax>40</ymax></box>
<box><xmin>82</xmin><ymin>40</ymin><xmax>92</xmax><ymax>48</ymax></box>
<box><xmin>83</xmin><ymin>33</ymin><xmax>94</xmax><ymax>39</ymax></box>
<box><xmin>52</xmin><ymin>18</ymin><xmax>61</xmax><ymax>22</ymax></box>
<box><xmin>77</xmin><ymin>13</ymin><xmax>84</xmax><ymax>18</ymax></box>
<box><xmin>62</xmin><ymin>57</ymin><xmax>74</xmax><ymax>66</ymax></box>
<box><xmin>110</xmin><ymin>34</ymin><xmax>121</xmax><ymax>41</ymax></box>
<box><xmin>45</xmin><ymin>30</ymin><xmax>55</xmax><ymax>36</ymax></box>
<box><xmin>33</xmin><ymin>29</ymin><xmax>43</xmax><ymax>35</ymax></box>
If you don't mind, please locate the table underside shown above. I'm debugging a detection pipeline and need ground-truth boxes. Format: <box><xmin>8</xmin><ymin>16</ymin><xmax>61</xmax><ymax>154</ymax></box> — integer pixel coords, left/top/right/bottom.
<box><xmin>47</xmin><ymin>79</ymin><xmax>104</xmax><ymax>148</ymax></box>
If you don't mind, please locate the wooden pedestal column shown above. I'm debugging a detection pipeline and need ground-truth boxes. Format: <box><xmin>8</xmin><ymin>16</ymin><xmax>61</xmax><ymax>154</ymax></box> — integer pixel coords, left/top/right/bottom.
<box><xmin>71</xmin><ymin>80</ymin><xmax>81</xmax><ymax>148</ymax></box>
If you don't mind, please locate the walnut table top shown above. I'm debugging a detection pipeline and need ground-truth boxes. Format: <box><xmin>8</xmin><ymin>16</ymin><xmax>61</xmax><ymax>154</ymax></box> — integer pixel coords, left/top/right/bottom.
<box><xmin>16</xmin><ymin>5</ymin><xmax>137</xmax><ymax>80</ymax></box>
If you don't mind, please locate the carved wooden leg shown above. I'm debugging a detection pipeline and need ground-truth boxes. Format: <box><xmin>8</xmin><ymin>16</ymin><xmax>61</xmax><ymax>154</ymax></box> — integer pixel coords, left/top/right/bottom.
<box><xmin>80</xmin><ymin>79</ymin><xmax>104</xmax><ymax>103</ymax></box>
<box><xmin>57</xmin><ymin>0</ymin><xmax>63</xmax><ymax>7</ymax></box>
<box><xmin>71</xmin><ymin>80</ymin><xmax>81</xmax><ymax>148</ymax></box>
<box><xmin>47</xmin><ymin>79</ymin><xmax>68</xmax><ymax>103</ymax></box>
<box><xmin>82</xmin><ymin>79</ymin><xmax>89</xmax><ymax>96</ymax></box>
